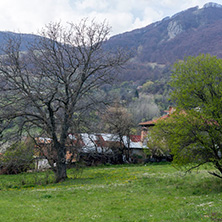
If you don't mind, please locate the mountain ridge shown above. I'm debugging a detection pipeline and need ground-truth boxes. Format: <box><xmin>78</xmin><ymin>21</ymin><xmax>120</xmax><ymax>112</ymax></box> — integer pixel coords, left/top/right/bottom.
<box><xmin>103</xmin><ymin>2</ymin><xmax>222</xmax><ymax>83</ymax></box>
<box><xmin>0</xmin><ymin>2</ymin><xmax>222</xmax><ymax>83</ymax></box>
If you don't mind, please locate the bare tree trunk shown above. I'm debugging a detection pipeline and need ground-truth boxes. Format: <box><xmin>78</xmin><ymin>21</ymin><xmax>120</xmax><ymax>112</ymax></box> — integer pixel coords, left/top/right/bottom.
<box><xmin>55</xmin><ymin>161</ymin><xmax>67</xmax><ymax>182</ymax></box>
<box><xmin>54</xmin><ymin>142</ymin><xmax>67</xmax><ymax>182</ymax></box>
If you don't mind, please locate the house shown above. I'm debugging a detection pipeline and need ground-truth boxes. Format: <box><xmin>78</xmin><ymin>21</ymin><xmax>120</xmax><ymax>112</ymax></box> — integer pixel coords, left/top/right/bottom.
<box><xmin>139</xmin><ymin>106</ymin><xmax>175</xmax><ymax>143</ymax></box>
<box><xmin>34</xmin><ymin>133</ymin><xmax>146</xmax><ymax>168</ymax></box>
<box><xmin>67</xmin><ymin>133</ymin><xmax>146</xmax><ymax>163</ymax></box>
<box><xmin>34</xmin><ymin>137</ymin><xmax>54</xmax><ymax>170</ymax></box>
<box><xmin>138</xmin><ymin>106</ymin><xmax>176</xmax><ymax>162</ymax></box>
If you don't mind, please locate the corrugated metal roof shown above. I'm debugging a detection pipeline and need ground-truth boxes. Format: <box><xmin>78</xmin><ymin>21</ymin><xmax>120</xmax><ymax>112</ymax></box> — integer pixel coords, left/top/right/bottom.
<box><xmin>68</xmin><ymin>133</ymin><xmax>143</xmax><ymax>150</ymax></box>
<box><xmin>37</xmin><ymin>133</ymin><xmax>144</xmax><ymax>154</ymax></box>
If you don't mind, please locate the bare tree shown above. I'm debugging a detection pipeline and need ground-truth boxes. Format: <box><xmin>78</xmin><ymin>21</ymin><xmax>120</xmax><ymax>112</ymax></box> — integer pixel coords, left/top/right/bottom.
<box><xmin>0</xmin><ymin>20</ymin><xmax>128</xmax><ymax>182</ymax></box>
<box><xmin>102</xmin><ymin>103</ymin><xmax>134</xmax><ymax>162</ymax></box>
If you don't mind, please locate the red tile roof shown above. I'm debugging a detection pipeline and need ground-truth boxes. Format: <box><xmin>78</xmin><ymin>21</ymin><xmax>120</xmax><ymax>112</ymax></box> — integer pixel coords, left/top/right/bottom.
<box><xmin>139</xmin><ymin>114</ymin><xmax>170</xmax><ymax>126</ymax></box>
<box><xmin>139</xmin><ymin>106</ymin><xmax>175</xmax><ymax>126</ymax></box>
<box><xmin>130</xmin><ymin>135</ymin><xmax>141</xmax><ymax>142</ymax></box>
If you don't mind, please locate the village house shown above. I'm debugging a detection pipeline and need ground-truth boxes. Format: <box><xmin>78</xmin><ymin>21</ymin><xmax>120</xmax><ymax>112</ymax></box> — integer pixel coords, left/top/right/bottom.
<box><xmin>35</xmin><ymin>133</ymin><xmax>146</xmax><ymax>169</ymax></box>
<box><xmin>138</xmin><ymin>106</ymin><xmax>175</xmax><ymax>162</ymax></box>
<box><xmin>139</xmin><ymin>106</ymin><xmax>175</xmax><ymax>143</ymax></box>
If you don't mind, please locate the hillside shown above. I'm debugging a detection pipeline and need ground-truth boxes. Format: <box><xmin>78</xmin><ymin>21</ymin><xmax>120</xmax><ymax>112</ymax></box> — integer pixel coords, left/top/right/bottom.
<box><xmin>0</xmin><ymin>31</ymin><xmax>44</xmax><ymax>52</ymax></box>
<box><xmin>0</xmin><ymin>2</ymin><xmax>222</xmax><ymax>121</ymax></box>
<box><xmin>0</xmin><ymin>3</ymin><xmax>222</xmax><ymax>84</ymax></box>
<box><xmin>105</xmin><ymin>2</ymin><xmax>222</xmax><ymax>83</ymax></box>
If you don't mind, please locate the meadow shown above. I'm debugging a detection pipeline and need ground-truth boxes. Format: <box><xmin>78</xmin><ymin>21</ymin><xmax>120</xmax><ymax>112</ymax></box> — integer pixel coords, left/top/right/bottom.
<box><xmin>0</xmin><ymin>163</ymin><xmax>222</xmax><ymax>222</ymax></box>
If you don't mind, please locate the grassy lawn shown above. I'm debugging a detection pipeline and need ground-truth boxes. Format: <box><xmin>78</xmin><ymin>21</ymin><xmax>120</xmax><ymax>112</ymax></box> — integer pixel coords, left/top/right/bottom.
<box><xmin>0</xmin><ymin>163</ymin><xmax>222</xmax><ymax>221</ymax></box>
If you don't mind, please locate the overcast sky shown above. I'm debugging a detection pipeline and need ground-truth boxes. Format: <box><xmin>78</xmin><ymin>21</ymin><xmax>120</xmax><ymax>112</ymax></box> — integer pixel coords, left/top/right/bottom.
<box><xmin>0</xmin><ymin>0</ymin><xmax>221</xmax><ymax>36</ymax></box>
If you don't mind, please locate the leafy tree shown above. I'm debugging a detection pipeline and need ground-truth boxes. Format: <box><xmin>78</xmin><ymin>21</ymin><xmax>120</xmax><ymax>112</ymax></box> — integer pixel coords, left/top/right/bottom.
<box><xmin>152</xmin><ymin>54</ymin><xmax>222</xmax><ymax>178</ymax></box>
<box><xmin>0</xmin><ymin>20</ymin><xmax>128</xmax><ymax>182</ymax></box>
<box><xmin>146</xmin><ymin>129</ymin><xmax>171</xmax><ymax>161</ymax></box>
<box><xmin>141</xmin><ymin>80</ymin><xmax>154</xmax><ymax>93</ymax></box>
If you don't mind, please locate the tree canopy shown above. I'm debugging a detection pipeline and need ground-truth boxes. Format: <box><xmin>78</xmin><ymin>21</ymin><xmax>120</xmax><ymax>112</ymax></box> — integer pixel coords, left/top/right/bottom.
<box><xmin>150</xmin><ymin>54</ymin><xmax>222</xmax><ymax>178</ymax></box>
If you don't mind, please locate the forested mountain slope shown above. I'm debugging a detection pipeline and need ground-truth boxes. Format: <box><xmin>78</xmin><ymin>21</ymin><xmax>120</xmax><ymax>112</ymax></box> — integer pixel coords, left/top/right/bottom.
<box><xmin>105</xmin><ymin>2</ymin><xmax>222</xmax><ymax>83</ymax></box>
<box><xmin>0</xmin><ymin>2</ymin><xmax>222</xmax><ymax>121</ymax></box>
<box><xmin>0</xmin><ymin>3</ymin><xmax>222</xmax><ymax>83</ymax></box>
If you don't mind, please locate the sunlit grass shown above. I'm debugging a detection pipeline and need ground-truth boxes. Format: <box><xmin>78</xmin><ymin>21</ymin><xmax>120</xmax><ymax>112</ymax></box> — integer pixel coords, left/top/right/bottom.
<box><xmin>0</xmin><ymin>163</ymin><xmax>222</xmax><ymax>221</ymax></box>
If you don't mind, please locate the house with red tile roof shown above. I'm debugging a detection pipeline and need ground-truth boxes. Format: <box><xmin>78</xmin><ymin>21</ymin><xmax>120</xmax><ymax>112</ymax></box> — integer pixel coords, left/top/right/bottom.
<box><xmin>139</xmin><ymin>107</ymin><xmax>175</xmax><ymax>142</ymax></box>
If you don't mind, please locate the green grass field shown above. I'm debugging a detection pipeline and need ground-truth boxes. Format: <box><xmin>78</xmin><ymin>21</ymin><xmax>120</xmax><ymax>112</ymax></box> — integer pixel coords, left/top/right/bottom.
<box><xmin>0</xmin><ymin>163</ymin><xmax>222</xmax><ymax>221</ymax></box>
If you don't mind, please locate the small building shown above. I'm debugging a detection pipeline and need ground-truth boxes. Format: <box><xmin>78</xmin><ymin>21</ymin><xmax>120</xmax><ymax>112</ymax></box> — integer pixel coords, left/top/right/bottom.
<box><xmin>139</xmin><ymin>106</ymin><xmax>175</xmax><ymax>143</ymax></box>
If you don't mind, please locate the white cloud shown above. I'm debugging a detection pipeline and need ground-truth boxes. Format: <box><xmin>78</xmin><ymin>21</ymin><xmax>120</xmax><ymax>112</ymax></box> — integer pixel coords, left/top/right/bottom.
<box><xmin>74</xmin><ymin>0</ymin><xmax>109</xmax><ymax>11</ymax></box>
<box><xmin>0</xmin><ymin>0</ymin><xmax>77</xmax><ymax>33</ymax></box>
<box><xmin>0</xmin><ymin>0</ymin><xmax>221</xmax><ymax>35</ymax></box>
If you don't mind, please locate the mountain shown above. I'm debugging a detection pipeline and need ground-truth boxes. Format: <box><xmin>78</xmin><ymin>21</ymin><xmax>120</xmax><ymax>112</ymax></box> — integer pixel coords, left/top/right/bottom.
<box><xmin>0</xmin><ymin>31</ymin><xmax>44</xmax><ymax>52</ymax></box>
<box><xmin>105</xmin><ymin>2</ymin><xmax>222</xmax><ymax>83</ymax></box>
<box><xmin>0</xmin><ymin>2</ymin><xmax>222</xmax><ymax>84</ymax></box>
<box><xmin>1</xmin><ymin>3</ymin><xmax>221</xmax><ymax>122</ymax></box>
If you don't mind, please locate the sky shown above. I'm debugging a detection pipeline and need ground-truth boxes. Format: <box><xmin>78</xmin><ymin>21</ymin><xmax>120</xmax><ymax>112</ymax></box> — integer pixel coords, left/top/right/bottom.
<box><xmin>0</xmin><ymin>0</ymin><xmax>222</xmax><ymax>36</ymax></box>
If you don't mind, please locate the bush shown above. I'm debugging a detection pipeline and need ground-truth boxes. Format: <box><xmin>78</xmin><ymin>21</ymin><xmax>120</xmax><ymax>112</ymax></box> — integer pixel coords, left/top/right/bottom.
<box><xmin>0</xmin><ymin>139</ymin><xmax>34</xmax><ymax>174</ymax></box>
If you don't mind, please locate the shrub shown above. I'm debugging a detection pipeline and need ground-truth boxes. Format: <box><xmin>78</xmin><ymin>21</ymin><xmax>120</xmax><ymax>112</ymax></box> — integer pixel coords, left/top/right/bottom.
<box><xmin>0</xmin><ymin>139</ymin><xmax>34</xmax><ymax>174</ymax></box>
